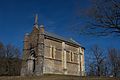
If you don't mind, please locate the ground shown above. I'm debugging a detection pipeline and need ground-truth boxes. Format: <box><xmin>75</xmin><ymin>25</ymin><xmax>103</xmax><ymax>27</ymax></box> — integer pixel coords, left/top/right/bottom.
<box><xmin>0</xmin><ymin>74</ymin><xmax>119</xmax><ymax>80</ymax></box>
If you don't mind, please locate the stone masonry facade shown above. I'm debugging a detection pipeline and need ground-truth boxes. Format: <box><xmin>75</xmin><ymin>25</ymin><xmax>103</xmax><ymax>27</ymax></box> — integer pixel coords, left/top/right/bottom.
<box><xmin>21</xmin><ymin>15</ymin><xmax>85</xmax><ymax>76</ymax></box>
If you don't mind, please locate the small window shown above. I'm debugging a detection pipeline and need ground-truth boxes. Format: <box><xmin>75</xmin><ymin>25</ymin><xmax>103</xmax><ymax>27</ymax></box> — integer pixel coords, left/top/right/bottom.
<box><xmin>50</xmin><ymin>45</ymin><xmax>55</xmax><ymax>59</ymax></box>
<box><xmin>52</xmin><ymin>46</ymin><xmax>54</xmax><ymax>58</ymax></box>
<box><xmin>70</xmin><ymin>51</ymin><xmax>74</xmax><ymax>62</ymax></box>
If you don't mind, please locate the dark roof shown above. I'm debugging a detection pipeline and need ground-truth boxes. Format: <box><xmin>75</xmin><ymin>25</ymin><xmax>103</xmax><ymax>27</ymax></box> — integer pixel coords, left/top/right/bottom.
<box><xmin>44</xmin><ymin>31</ymin><xmax>82</xmax><ymax>47</ymax></box>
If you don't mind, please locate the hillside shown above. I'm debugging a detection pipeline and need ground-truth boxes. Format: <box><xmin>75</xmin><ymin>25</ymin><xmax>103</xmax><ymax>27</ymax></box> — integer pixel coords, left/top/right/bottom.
<box><xmin>0</xmin><ymin>74</ymin><xmax>119</xmax><ymax>80</ymax></box>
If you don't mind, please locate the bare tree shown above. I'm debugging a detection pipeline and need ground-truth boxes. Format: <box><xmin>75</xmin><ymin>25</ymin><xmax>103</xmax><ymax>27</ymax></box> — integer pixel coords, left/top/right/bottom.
<box><xmin>78</xmin><ymin>0</ymin><xmax>120</xmax><ymax>36</ymax></box>
<box><xmin>0</xmin><ymin>42</ymin><xmax>6</xmax><ymax>75</ymax></box>
<box><xmin>108</xmin><ymin>48</ymin><xmax>120</xmax><ymax>77</ymax></box>
<box><xmin>0</xmin><ymin>41</ymin><xmax>21</xmax><ymax>76</ymax></box>
<box><xmin>88</xmin><ymin>45</ymin><xmax>106</xmax><ymax>76</ymax></box>
<box><xmin>0</xmin><ymin>42</ymin><xmax>5</xmax><ymax>57</ymax></box>
<box><xmin>5</xmin><ymin>44</ymin><xmax>21</xmax><ymax>76</ymax></box>
<box><xmin>86</xmin><ymin>45</ymin><xmax>120</xmax><ymax>77</ymax></box>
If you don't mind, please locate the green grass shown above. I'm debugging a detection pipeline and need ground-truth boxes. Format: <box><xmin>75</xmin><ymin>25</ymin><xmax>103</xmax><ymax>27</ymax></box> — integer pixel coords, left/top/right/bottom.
<box><xmin>0</xmin><ymin>74</ymin><xmax>119</xmax><ymax>80</ymax></box>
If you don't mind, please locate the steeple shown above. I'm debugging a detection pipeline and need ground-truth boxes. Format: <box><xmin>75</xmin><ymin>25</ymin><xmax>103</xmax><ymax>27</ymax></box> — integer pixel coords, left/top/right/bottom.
<box><xmin>34</xmin><ymin>14</ymin><xmax>38</xmax><ymax>25</ymax></box>
<box><xmin>33</xmin><ymin>14</ymin><xmax>39</xmax><ymax>29</ymax></box>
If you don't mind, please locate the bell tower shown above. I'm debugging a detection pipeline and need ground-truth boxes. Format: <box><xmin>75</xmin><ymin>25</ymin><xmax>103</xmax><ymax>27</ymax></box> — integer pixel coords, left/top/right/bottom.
<box><xmin>35</xmin><ymin>25</ymin><xmax>45</xmax><ymax>76</ymax></box>
<box><xmin>21</xmin><ymin>14</ymin><xmax>45</xmax><ymax>76</ymax></box>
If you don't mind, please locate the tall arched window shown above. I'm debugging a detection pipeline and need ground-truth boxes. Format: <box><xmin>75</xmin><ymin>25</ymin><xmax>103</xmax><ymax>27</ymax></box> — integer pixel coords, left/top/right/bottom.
<box><xmin>27</xmin><ymin>47</ymin><xmax>36</xmax><ymax>74</ymax></box>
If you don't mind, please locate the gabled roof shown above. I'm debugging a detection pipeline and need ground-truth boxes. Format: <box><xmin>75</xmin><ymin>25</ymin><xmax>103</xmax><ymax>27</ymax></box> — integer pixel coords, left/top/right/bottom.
<box><xmin>31</xmin><ymin>22</ymin><xmax>84</xmax><ymax>48</ymax></box>
<box><xmin>44</xmin><ymin>31</ymin><xmax>83</xmax><ymax>47</ymax></box>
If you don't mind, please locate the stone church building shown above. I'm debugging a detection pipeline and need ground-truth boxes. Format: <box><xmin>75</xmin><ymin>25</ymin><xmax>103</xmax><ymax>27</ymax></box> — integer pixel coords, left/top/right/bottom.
<box><xmin>21</xmin><ymin>15</ymin><xmax>85</xmax><ymax>76</ymax></box>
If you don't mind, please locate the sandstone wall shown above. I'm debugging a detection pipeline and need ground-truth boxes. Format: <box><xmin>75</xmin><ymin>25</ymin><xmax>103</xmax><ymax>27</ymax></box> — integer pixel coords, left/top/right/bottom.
<box><xmin>43</xmin><ymin>38</ymin><xmax>83</xmax><ymax>76</ymax></box>
<box><xmin>44</xmin><ymin>38</ymin><xmax>63</xmax><ymax>74</ymax></box>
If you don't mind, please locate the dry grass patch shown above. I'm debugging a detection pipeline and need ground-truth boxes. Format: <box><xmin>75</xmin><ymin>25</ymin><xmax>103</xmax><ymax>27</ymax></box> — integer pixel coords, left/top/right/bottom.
<box><xmin>0</xmin><ymin>74</ymin><xmax>119</xmax><ymax>80</ymax></box>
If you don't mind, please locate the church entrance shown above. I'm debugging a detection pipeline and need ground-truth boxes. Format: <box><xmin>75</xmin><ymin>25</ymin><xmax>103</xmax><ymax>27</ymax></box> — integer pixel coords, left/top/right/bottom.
<box><xmin>27</xmin><ymin>48</ymin><xmax>35</xmax><ymax>74</ymax></box>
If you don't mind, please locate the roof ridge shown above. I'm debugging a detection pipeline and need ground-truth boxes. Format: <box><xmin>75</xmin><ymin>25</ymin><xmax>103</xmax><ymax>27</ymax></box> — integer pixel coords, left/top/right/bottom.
<box><xmin>44</xmin><ymin>31</ymin><xmax>81</xmax><ymax>46</ymax></box>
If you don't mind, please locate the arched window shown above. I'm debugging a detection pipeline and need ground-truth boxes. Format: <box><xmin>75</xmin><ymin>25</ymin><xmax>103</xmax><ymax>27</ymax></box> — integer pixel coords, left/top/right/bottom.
<box><xmin>27</xmin><ymin>47</ymin><xmax>36</xmax><ymax>74</ymax></box>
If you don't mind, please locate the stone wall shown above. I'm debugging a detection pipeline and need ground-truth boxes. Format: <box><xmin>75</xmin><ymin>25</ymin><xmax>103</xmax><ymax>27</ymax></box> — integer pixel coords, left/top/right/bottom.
<box><xmin>21</xmin><ymin>26</ymin><xmax>44</xmax><ymax>76</ymax></box>
<box><xmin>43</xmin><ymin>37</ymin><xmax>84</xmax><ymax>76</ymax></box>
<box><xmin>43</xmin><ymin>38</ymin><xmax>63</xmax><ymax>74</ymax></box>
<box><xmin>65</xmin><ymin>44</ymin><xmax>80</xmax><ymax>75</ymax></box>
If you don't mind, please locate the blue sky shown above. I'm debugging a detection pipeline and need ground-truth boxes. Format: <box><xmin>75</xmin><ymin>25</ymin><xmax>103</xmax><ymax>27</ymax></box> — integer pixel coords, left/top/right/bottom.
<box><xmin>0</xmin><ymin>0</ymin><xmax>120</xmax><ymax>55</ymax></box>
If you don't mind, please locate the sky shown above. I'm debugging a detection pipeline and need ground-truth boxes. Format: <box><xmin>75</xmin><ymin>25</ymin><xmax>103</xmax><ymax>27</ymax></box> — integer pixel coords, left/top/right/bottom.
<box><xmin>0</xmin><ymin>0</ymin><xmax>120</xmax><ymax>55</ymax></box>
